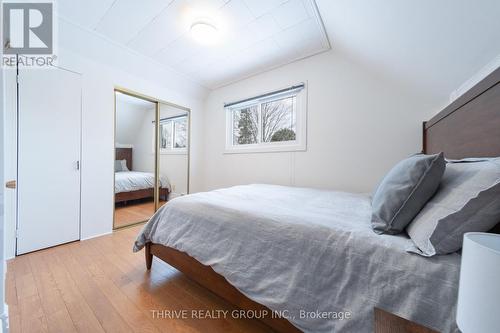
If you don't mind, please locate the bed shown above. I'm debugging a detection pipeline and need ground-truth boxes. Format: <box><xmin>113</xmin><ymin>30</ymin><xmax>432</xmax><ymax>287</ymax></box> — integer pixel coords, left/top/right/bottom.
<box><xmin>115</xmin><ymin>148</ymin><xmax>170</xmax><ymax>203</ymax></box>
<box><xmin>134</xmin><ymin>66</ymin><xmax>500</xmax><ymax>333</ymax></box>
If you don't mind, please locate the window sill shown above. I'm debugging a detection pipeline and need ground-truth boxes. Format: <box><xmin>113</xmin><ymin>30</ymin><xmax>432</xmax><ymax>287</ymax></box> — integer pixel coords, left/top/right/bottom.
<box><xmin>159</xmin><ymin>150</ymin><xmax>188</xmax><ymax>155</ymax></box>
<box><xmin>224</xmin><ymin>144</ymin><xmax>306</xmax><ymax>154</ymax></box>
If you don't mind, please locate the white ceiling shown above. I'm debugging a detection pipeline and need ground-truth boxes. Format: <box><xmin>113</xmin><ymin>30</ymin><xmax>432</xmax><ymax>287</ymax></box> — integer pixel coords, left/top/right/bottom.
<box><xmin>115</xmin><ymin>91</ymin><xmax>156</xmax><ymax>110</ymax></box>
<box><xmin>315</xmin><ymin>0</ymin><xmax>500</xmax><ymax>105</ymax></box>
<box><xmin>56</xmin><ymin>0</ymin><xmax>330</xmax><ymax>89</ymax></box>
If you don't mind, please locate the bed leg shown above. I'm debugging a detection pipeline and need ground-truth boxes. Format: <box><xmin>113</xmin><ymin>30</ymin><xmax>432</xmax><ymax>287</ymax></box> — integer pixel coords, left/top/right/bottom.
<box><xmin>145</xmin><ymin>243</ymin><xmax>153</xmax><ymax>270</ymax></box>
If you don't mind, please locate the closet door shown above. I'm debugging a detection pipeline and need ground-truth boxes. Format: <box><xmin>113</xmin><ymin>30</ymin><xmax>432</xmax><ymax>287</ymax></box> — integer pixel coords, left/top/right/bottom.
<box><xmin>17</xmin><ymin>67</ymin><xmax>82</xmax><ymax>255</ymax></box>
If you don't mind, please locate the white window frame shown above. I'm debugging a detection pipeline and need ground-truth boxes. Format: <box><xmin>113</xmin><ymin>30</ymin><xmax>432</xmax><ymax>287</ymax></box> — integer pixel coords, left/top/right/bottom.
<box><xmin>155</xmin><ymin>116</ymin><xmax>188</xmax><ymax>155</ymax></box>
<box><xmin>224</xmin><ymin>84</ymin><xmax>307</xmax><ymax>154</ymax></box>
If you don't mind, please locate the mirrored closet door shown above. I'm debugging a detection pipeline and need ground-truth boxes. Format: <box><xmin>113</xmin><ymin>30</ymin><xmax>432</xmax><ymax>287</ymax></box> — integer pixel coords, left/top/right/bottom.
<box><xmin>114</xmin><ymin>90</ymin><xmax>158</xmax><ymax>229</ymax></box>
<box><xmin>113</xmin><ymin>89</ymin><xmax>190</xmax><ymax>229</ymax></box>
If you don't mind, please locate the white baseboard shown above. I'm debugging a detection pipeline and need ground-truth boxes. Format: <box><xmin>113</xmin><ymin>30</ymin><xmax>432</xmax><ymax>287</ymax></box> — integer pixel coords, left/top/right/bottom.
<box><xmin>169</xmin><ymin>192</ymin><xmax>187</xmax><ymax>199</ymax></box>
<box><xmin>1</xmin><ymin>304</ymin><xmax>9</xmax><ymax>333</ymax></box>
<box><xmin>80</xmin><ymin>231</ymin><xmax>112</xmax><ymax>241</ymax></box>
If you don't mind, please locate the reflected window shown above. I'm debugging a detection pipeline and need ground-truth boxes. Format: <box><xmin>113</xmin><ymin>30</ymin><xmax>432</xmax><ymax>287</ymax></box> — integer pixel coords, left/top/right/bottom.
<box><xmin>158</xmin><ymin>115</ymin><xmax>188</xmax><ymax>152</ymax></box>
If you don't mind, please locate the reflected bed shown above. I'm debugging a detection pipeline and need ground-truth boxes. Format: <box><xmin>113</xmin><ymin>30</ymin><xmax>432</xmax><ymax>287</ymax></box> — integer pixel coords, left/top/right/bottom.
<box><xmin>115</xmin><ymin>147</ymin><xmax>170</xmax><ymax>203</ymax></box>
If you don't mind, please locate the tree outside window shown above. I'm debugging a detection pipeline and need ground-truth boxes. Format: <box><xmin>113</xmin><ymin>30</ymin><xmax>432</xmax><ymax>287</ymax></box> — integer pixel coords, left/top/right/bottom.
<box><xmin>226</xmin><ymin>84</ymin><xmax>306</xmax><ymax>153</ymax></box>
<box><xmin>159</xmin><ymin>116</ymin><xmax>187</xmax><ymax>151</ymax></box>
<box><xmin>231</xmin><ymin>96</ymin><xmax>296</xmax><ymax>145</ymax></box>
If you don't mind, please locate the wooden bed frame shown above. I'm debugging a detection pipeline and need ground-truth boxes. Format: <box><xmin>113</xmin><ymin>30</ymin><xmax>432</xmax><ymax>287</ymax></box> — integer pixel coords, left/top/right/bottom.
<box><xmin>144</xmin><ymin>66</ymin><xmax>500</xmax><ymax>333</ymax></box>
<box><xmin>115</xmin><ymin>147</ymin><xmax>169</xmax><ymax>203</ymax></box>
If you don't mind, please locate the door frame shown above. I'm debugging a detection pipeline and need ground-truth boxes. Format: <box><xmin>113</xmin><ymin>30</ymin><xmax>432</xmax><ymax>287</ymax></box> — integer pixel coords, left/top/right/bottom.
<box><xmin>113</xmin><ymin>87</ymin><xmax>191</xmax><ymax>230</ymax></box>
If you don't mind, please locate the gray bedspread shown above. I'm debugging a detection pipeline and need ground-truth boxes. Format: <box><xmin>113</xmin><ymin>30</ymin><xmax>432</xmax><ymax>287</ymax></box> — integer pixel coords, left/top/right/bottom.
<box><xmin>115</xmin><ymin>171</ymin><xmax>170</xmax><ymax>193</ymax></box>
<box><xmin>134</xmin><ymin>184</ymin><xmax>460</xmax><ymax>333</ymax></box>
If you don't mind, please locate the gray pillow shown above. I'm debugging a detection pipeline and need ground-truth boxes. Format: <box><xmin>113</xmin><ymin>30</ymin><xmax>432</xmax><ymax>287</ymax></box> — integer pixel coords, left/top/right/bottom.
<box><xmin>406</xmin><ymin>158</ymin><xmax>500</xmax><ymax>257</ymax></box>
<box><xmin>114</xmin><ymin>160</ymin><xmax>123</xmax><ymax>172</ymax></box>
<box><xmin>371</xmin><ymin>153</ymin><xmax>445</xmax><ymax>235</ymax></box>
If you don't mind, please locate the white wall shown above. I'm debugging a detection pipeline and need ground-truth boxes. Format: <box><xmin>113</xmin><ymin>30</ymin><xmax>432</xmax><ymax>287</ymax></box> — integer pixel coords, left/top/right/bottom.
<box><xmin>115</xmin><ymin>99</ymin><xmax>156</xmax><ymax>174</ymax></box>
<box><xmin>115</xmin><ymin>99</ymin><xmax>151</xmax><ymax>145</ymax></box>
<box><xmin>131</xmin><ymin>107</ymin><xmax>155</xmax><ymax>173</ymax></box>
<box><xmin>201</xmin><ymin>49</ymin><xmax>442</xmax><ymax>193</ymax></box>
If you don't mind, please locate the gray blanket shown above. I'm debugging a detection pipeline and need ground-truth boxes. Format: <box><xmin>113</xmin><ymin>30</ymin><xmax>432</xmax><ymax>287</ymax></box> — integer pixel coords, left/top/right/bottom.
<box><xmin>134</xmin><ymin>184</ymin><xmax>460</xmax><ymax>333</ymax></box>
<box><xmin>115</xmin><ymin>171</ymin><xmax>170</xmax><ymax>193</ymax></box>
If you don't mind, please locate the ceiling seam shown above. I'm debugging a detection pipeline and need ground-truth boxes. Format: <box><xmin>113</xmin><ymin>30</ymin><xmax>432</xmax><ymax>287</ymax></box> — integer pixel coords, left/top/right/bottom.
<box><xmin>57</xmin><ymin>15</ymin><xmax>211</xmax><ymax>92</ymax></box>
<box><xmin>125</xmin><ymin>0</ymin><xmax>176</xmax><ymax>46</ymax></box>
<box><xmin>92</xmin><ymin>0</ymin><xmax>119</xmax><ymax>31</ymax></box>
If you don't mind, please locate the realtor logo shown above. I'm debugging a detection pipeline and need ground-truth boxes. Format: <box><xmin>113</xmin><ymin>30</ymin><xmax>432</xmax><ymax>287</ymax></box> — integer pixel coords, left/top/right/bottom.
<box><xmin>3</xmin><ymin>2</ymin><xmax>53</xmax><ymax>54</ymax></box>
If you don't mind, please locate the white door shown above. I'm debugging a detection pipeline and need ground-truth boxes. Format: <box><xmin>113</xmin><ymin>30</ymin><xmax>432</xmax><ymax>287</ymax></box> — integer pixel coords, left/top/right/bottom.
<box><xmin>17</xmin><ymin>67</ymin><xmax>82</xmax><ymax>255</ymax></box>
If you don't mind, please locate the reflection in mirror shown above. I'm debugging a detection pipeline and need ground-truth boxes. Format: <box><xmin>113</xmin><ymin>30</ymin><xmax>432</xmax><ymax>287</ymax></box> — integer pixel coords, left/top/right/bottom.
<box><xmin>114</xmin><ymin>91</ymin><xmax>157</xmax><ymax>229</ymax></box>
<box><xmin>158</xmin><ymin>103</ymin><xmax>189</xmax><ymax>208</ymax></box>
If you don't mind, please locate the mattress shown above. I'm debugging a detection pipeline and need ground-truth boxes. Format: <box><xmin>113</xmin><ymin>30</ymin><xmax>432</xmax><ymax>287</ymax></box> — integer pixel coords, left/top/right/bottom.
<box><xmin>134</xmin><ymin>184</ymin><xmax>460</xmax><ymax>333</ymax></box>
<box><xmin>115</xmin><ymin>171</ymin><xmax>170</xmax><ymax>193</ymax></box>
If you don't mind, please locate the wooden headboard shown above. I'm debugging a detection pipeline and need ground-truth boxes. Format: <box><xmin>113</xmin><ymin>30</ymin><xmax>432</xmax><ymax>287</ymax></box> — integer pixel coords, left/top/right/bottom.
<box><xmin>423</xmin><ymin>67</ymin><xmax>500</xmax><ymax>233</ymax></box>
<box><xmin>115</xmin><ymin>147</ymin><xmax>132</xmax><ymax>170</ymax></box>
<box><xmin>423</xmin><ymin>66</ymin><xmax>500</xmax><ymax>158</ymax></box>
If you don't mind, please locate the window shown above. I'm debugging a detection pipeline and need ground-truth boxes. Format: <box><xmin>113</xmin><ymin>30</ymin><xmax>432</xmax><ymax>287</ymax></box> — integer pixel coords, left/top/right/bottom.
<box><xmin>158</xmin><ymin>116</ymin><xmax>188</xmax><ymax>153</ymax></box>
<box><xmin>225</xmin><ymin>84</ymin><xmax>306</xmax><ymax>153</ymax></box>
<box><xmin>173</xmin><ymin>117</ymin><xmax>187</xmax><ymax>148</ymax></box>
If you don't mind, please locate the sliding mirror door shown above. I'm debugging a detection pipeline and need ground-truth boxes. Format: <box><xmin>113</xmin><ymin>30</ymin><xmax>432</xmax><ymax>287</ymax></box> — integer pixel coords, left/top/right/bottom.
<box><xmin>114</xmin><ymin>91</ymin><xmax>158</xmax><ymax>229</ymax></box>
<box><xmin>157</xmin><ymin>103</ymin><xmax>190</xmax><ymax>206</ymax></box>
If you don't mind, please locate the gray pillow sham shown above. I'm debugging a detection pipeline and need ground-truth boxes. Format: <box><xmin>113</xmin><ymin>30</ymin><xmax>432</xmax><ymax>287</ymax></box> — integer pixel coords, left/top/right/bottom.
<box><xmin>114</xmin><ymin>160</ymin><xmax>123</xmax><ymax>172</ymax></box>
<box><xmin>371</xmin><ymin>153</ymin><xmax>445</xmax><ymax>235</ymax></box>
<box><xmin>406</xmin><ymin>158</ymin><xmax>500</xmax><ymax>257</ymax></box>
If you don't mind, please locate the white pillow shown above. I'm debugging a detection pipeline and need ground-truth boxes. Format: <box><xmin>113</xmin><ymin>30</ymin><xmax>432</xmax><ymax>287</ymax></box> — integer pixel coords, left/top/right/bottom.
<box><xmin>120</xmin><ymin>159</ymin><xmax>129</xmax><ymax>172</ymax></box>
<box><xmin>406</xmin><ymin>158</ymin><xmax>500</xmax><ymax>256</ymax></box>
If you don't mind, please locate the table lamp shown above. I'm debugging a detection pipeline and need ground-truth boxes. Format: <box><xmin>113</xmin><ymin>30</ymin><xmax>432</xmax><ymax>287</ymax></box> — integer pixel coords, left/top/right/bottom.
<box><xmin>456</xmin><ymin>232</ymin><xmax>500</xmax><ymax>333</ymax></box>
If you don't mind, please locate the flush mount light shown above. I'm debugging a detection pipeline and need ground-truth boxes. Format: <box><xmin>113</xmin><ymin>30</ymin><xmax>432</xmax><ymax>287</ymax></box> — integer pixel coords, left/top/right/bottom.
<box><xmin>190</xmin><ymin>20</ymin><xmax>218</xmax><ymax>45</ymax></box>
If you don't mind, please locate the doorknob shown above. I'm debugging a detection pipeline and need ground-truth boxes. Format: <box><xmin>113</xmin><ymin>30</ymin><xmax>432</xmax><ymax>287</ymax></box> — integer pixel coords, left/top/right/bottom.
<box><xmin>5</xmin><ymin>180</ymin><xmax>16</xmax><ymax>189</ymax></box>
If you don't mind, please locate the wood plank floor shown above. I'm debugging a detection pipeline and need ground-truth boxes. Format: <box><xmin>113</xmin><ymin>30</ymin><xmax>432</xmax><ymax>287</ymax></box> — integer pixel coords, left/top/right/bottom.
<box><xmin>114</xmin><ymin>200</ymin><xmax>167</xmax><ymax>229</ymax></box>
<box><xmin>6</xmin><ymin>225</ymin><xmax>274</xmax><ymax>333</ymax></box>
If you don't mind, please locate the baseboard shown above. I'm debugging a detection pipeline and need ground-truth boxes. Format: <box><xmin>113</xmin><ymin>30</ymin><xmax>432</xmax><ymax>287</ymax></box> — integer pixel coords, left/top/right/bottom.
<box><xmin>80</xmin><ymin>231</ymin><xmax>112</xmax><ymax>241</ymax></box>
<box><xmin>1</xmin><ymin>304</ymin><xmax>9</xmax><ymax>333</ymax></box>
<box><xmin>169</xmin><ymin>192</ymin><xmax>186</xmax><ymax>199</ymax></box>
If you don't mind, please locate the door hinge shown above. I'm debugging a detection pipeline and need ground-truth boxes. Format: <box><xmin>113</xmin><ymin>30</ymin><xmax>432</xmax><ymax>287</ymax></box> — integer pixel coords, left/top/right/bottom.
<box><xmin>15</xmin><ymin>229</ymin><xmax>19</xmax><ymax>238</ymax></box>
<box><xmin>76</xmin><ymin>161</ymin><xmax>80</xmax><ymax>170</ymax></box>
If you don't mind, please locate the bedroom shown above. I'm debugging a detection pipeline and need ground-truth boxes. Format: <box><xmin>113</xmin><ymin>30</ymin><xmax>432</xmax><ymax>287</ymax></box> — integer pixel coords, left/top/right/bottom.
<box><xmin>1</xmin><ymin>0</ymin><xmax>500</xmax><ymax>332</ymax></box>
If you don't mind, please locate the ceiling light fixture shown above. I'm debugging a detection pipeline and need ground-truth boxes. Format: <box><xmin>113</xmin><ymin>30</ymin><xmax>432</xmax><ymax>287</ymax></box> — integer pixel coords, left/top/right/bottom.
<box><xmin>190</xmin><ymin>20</ymin><xmax>218</xmax><ymax>45</ymax></box>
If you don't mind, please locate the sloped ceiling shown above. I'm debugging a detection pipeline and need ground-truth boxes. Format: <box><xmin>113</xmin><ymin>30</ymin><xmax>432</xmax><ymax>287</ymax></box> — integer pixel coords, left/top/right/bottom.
<box><xmin>315</xmin><ymin>0</ymin><xmax>500</xmax><ymax>104</ymax></box>
<box><xmin>56</xmin><ymin>0</ymin><xmax>330</xmax><ymax>89</ymax></box>
<box><xmin>115</xmin><ymin>92</ymin><xmax>156</xmax><ymax>144</ymax></box>
<box><xmin>57</xmin><ymin>0</ymin><xmax>500</xmax><ymax>99</ymax></box>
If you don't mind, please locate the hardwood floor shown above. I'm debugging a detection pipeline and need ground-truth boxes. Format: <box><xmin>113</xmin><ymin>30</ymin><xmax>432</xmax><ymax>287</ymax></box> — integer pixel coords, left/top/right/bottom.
<box><xmin>6</xmin><ymin>225</ymin><xmax>274</xmax><ymax>333</ymax></box>
<box><xmin>114</xmin><ymin>200</ymin><xmax>167</xmax><ymax>229</ymax></box>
